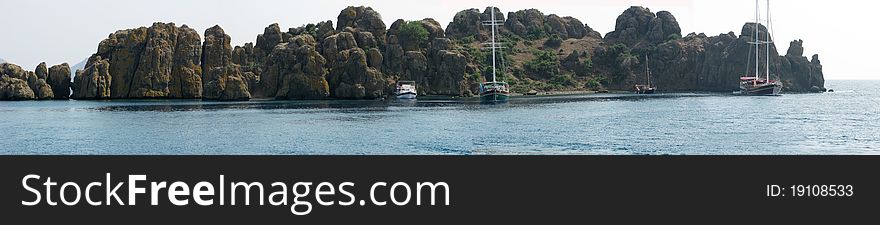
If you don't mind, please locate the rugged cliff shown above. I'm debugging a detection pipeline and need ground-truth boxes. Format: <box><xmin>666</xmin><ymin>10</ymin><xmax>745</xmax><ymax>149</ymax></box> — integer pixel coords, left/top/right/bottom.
<box><xmin>1</xmin><ymin>62</ymin><xmax>69</xmax><ymax>100</ymax></box>
<box><xmin>3</xmin><ymin>5</ymin><xmax>826</xmax><ymax>101</ymax></box>
<box><xmin>202</xmin><ymin>25</ymin><xmax>251</xmax><ymax>100</ymax></box>
<box><xmin>231</xmin><ymin>7</ymin><xmax>390</xmax><ymax>99</ymax></box>
<box><xmin>77</xmin><ymin>22</ymin><xmax>205</xmax><ymax>99</ymax></box>
<box><xmin>596</xmin><ymin>7</ymin><xmax>824</xmax><ymax>92</ymax></box>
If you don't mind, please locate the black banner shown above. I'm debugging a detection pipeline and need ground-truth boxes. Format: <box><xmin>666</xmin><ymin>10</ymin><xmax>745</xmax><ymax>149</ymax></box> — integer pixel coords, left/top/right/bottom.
<box><xmin>0</xmin><ymin>156</ymin><xmax>875</xmax><ymax>223</ymax></box>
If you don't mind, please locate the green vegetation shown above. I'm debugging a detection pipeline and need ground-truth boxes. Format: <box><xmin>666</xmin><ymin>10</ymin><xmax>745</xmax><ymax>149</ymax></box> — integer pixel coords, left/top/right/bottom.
<box><xmin>525</xmin><ymin>26</ymin><xmax>545</xmax><ymax>40</ymax></box>
<box><xmin>398</xmin><ymin>21</ymin><xmax>429</xmax><ymax>50</ymax></box>
<box><xmin>584</xmin><ymin>76</ymin><xmax>606</xmax><ymax>90</ymax></box>
<box><xmin>600</xmin><ymin>43</ymin><xmax>638</xmax><ymax>82</ymax></box>
<box><xmin>666</xmin><ymin>33</ymin><xmax>682</xmax><ymax>42</ymax></box>
<box><xmin>509</xmin><ymin>78</ymin><xmax>550</xmax><ymax>93</ymax></box>
<box><xmin>504</xmin><ymin>34</ymin><xmax>522</xmax><ymax>43</ymax></box>
<box><xmin>466</xmin><ymin>70</ymin><xmax>482</xmax><ymax>83</ymax></box>
<box><xmin>458</xmin><ymin>35</ymin><xmax>476</xmax><ymax>44</ymax></box>
<box><xmin>303</xmin><ymin>24</ymin><xmax>317</xmax><ymax>37</ymax></box>
<box><xmin>550</xmin><ymin>74</ymin><xmax>577</xmax><ymax>87</ymax></box>
<box><xmin>543</xmin><ymin>34</ymin><xmax>563</xmax><ymax>48</ymax></box>
<box><xmin>524</xmin><ymin>50</ymin><xmax>559</xmax><ymax>79</ymax></box>
<box><xmin>582</xmin><ymin>58</ymin><xmax>593</xmax><ymax>71</ymax></box>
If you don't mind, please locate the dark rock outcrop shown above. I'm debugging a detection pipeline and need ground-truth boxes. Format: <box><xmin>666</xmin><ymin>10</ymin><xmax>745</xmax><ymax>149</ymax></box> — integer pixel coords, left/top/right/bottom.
<box><xmin>201</xmin><ymin>25</ymin><xmax>249</xmax><ymax>100</ymax></box>
<box><xmin>247</xmin><ymin>19</ymin><xmax>382</xmax><ymax>99</ymax></box>
<box><xmin>446</xmin><ymin>8</ymin><xmax>484</xmax><ymax>40</ymax></box>
<box><xmin>385</xmin><ymin>16</ymin><xmax>477</xmax><ymax>96</ymax></box>
<box><xmin>0</xmin><ymin>63</ymin><xmax>36</xmax><ymax>100</ymax></box>
<box><xmin>254</xmin><ymin>23</ymin><xmax>284</xmax><ymax>66</ymax></box>
<box><xmin>503</xmin><ymin>8</ymin><xmax>601</xmax><ymax>40</ymax></box>
<box><xmin>27</xmin><ymin>63</ymin><xmax>54</xmax><ymax>99</ymax></box>
<box><xmin>82</xmin><ymin>22</ymin><xmax>202</xmax><ymax>99</ymax></box>
<box><xmin>607</xmin><ymin>21</ymin><xmax>823</xmax><ymax>92</ymax></box>
<box><xmin>447</xmin><ymin>7</ymin><xmax>507</xmax><ymax>42</ymax></box>
<box><xmin>605</xmin><ymin>6</ymin><xmax>681</xmax><ymax>46</ymax></box>
<box><xmin>780</xmin><ymin>41</ymin><xmax>825</xmax><ymax>92</ymax></box>
<box><xmin>203</xmin><ymin>65</ymin><xmax>250</xmax><ymax>101</ymax></box>
<box><xmin>0</xmin><ymin>75</ymin><xmax>35</xmax><ymax>100</ymax></box>
<box><xmin>321</xmin><ymin>32</ymin><xmax>359</xmax><ymax>65</ymax></box>
<box><xmin>47</xmin><ymin>63</ymin><xmax>72</xmax><ymax>99</ymax></box>
<box><xmin>0</xmin><ymin>62</ymin><xmax>57</xmax><ymax>100</ymax></box>
<box><xmin>31</xmin><ymin>76</ymin><xmax>54</xmax><ymax>100</ymax></box>
<box><xmin>232</xmin><ymin>43</ymin><xmax>256</xmax><ymax>67</ymax></box>
<box><xmin>35</xmin><ymin>62</ymin><xmax>48</xmax><ymax>80</ymax></box>
<box><xmin>72</xmin><ymin>56</ymin><xmax>112</xmax><ymax>99</ymax></box>
<box><xmin>425</xmin><ymin>38</ymin><xmax>472</xmax><ymax>96</ymax></box>
<box><xmin>263</xmin><ymin>34</ymin><xmax>330</xmax><ymax>99</ymax></box>
<box><xmin>336</xmin><ymin>6</ymin><xmax>387</xmax><ymax>48</ymax></box>
<box><xmin>506</xmin><ymin>9</ymin><xmax>545</xmax><ymax>38</ymax></box>
<box><xmin>327</xmin><ymin>47</ymin><xmax>386</xmax><ymax>99</ymax></box>
<box><xmin>786</xmin><ymin>39</ymin><xmax>804</xmax><ymax>57</ymax></box>
<box><xmin>202</xmin><ymin>25</ymin><xmax>233</xmax><ymax>73</ymax></box>
<box><xmin>305</xmin><ymin>6</ymin><xmax>391</xmax><ymax>99</ymax></box>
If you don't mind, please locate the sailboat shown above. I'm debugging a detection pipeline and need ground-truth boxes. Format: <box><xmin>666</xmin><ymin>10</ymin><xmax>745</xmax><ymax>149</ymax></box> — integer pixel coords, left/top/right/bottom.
<box><xmin>635</xmin><ymin>54</ymin><xmax>656</xmax><ymax>94</ymax></box>
<box><xmin>740</xmin><ymin>0</ymin><xmax>782</xmax><ymax>95</ymax></box>
<box><xmin>479</xmin><ymin>6</ymin><xmax>510</xmax><ymax>103</ymax></box>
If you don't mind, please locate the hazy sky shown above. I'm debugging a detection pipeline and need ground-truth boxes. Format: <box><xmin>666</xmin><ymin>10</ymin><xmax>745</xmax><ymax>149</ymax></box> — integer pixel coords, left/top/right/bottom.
<box><xmin>0</xmin><ymin>0</ymin><xmax>875</xmax><ymax>80</ymax></box>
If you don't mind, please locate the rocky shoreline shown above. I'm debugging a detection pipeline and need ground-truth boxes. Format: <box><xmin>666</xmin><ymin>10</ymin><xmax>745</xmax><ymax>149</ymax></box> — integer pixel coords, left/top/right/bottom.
<box><xmin>1</xmin><ymin>5</ymin><xmax>826</xmax><ymax>101</ymax></box>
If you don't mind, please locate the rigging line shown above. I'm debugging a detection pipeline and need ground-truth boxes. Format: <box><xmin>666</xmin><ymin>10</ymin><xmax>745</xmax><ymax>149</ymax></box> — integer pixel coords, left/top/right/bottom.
<box><xmin>746</xmin><ymin>38</ymin><xmax>754</xmax><ymax>76</ymax></box>
<box><xmin>768</xmin><ymin>0</ymin><xmax>781</xmax><ymax>80</ymax></box>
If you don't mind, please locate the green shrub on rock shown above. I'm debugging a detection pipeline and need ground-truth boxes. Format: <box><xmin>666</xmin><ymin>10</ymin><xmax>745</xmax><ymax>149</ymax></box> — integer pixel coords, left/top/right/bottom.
<box><xmin>544</xmin><ymin>34</ymin><xmax>563</xmax><ymax>48</ymax></box>
<box><xmin>524</xmin><ymin>50</ymin><xmax>559</xmax><ymax>79</ymax></box>
<box><xmin>399</xmin><ymin>21</ymin><xmax>429</xmax><ymax>50</ymax></box>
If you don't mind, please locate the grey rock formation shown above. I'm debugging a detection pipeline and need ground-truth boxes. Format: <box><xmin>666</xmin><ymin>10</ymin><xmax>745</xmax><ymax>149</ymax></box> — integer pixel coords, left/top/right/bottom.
<box><xmin>612</xmin><ymin>22</ymin><xmax>824</xmax><ymax>92</ymax></box>
<box><xmin>201</xmin><ymin>25</ymin><xmax>249</xmax><ymax>100</ymax></box>
<box><xmin>84</xmin><ymin>22</ymin><xmax>202</xmax><ymax>99</ymax></box>
<box><xmin>264</xmin><ymin>34</ymin><xmax>330</xmax><ymax>99</ymax></box>
<box><xmin>203</xmin><ymin>65</ymin><xmax>250</xmax><ymax>101</ymax></box>
<box><xmin>35</xmin><ymin>62</ymin><xmax>48</xmax><ymax>80</ymax></box>
<box><xmin>72</xmin><ymin>56</ymin><xmax>112</xmax><ymax>99</ymax></box>
<box><xmin>327</xmin><ymin>47</ymin><xmax>386</xmax><ymax>99</ymax></box>
<box><xmin>47</xmin><ymin>63</ymin><xmax>72</xmax><ymax>99</ymax></box>
<box><xmin>605</xmin><ymin>6</ymin><xmax>681</xmax><ymax>46</ymax></box>
<box><xmin>0</xmin><ymin>63</ymin><xmax>36</xmax><ymax>100</ymax></box>
<box><xmin>336</xmin><ymin>6</ymin><xmax>387</xmax><ymax>48</ymax></box>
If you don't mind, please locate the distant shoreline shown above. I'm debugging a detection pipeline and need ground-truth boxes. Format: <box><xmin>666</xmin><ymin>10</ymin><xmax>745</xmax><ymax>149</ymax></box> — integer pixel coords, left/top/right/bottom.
<box><xmin>0</xmin><ymin>88</ymin><xmax>839</xmax><ymax>102</ymax></box>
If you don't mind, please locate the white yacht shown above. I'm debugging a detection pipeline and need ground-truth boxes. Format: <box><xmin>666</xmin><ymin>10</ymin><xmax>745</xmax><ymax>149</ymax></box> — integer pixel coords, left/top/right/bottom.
<box><xmin>395</xmin><ymin>81</ymin><xmax>417</xmax><ymax>99</ymax></box>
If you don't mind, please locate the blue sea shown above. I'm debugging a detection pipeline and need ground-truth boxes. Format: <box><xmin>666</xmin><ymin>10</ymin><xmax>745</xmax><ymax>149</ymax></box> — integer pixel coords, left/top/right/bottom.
<box><xmin>1</xmin><ymin>80</ymin><xmax>877</xmax><ymax>155</ymax></box>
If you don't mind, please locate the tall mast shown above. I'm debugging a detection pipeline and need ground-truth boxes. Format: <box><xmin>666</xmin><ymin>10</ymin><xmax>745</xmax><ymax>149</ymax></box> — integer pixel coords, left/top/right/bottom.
<box><xmin>766</xmin><ymin>0</ymin><xmax>771</xmax><ymax>81</ymax></box>
<box><xmin>491</xmin><ymin>6</ymin><xmax>497</xmax><ymax>83</ymax></box>
<box><xmin>754</xmin><ymin>0</ymin><xmax>759</xmax><ymax>80</ymax></box>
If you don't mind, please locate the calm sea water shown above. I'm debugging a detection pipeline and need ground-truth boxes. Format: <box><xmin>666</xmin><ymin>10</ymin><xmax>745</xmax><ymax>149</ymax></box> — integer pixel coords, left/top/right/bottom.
<box><xmin>1</xmin><ymin>80</ymin><xmax>877</xmax><ymax>155</ymax></box>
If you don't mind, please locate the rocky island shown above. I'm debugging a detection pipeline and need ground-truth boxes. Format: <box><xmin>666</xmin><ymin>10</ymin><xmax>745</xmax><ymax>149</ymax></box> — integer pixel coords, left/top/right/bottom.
<box><xmin>0</xmin><ymin>6</ymin><xmax>826</xmax><ymax>101</ymax></box>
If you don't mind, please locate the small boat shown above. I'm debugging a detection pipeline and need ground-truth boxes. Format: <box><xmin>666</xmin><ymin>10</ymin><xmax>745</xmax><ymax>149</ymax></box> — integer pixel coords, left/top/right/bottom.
<box><xmin>479</xmin><ymin>6</ymin><xmax>510</xmax><ymax>104</ymax></box>
<box><xmin>395</xmin><ymin>81</ymin><xmax>417</xmax><ymax>99</ymax></box>
<box><xmin>525</xmin><ymin>90</ymin><xmax>539</xmax><ymax>96</ymax></box>
<box><xmin>740</xmin><ymin>0</ymin><xmax>782</xmax><ymax>96</ymax></box>
<box><xmin>635</xmin><ymin>54</ymin><xmax>656</xmax><ymax>94</ymax></box>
